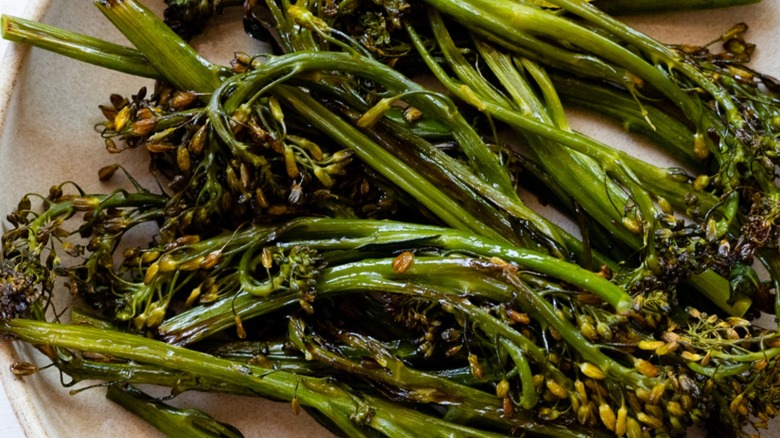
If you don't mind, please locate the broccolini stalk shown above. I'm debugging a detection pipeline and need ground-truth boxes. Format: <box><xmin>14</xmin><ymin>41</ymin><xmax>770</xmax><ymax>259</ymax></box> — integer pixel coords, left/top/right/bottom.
<box><xmin>537</xmin><ymin>0</ymin><xmax>780</xmax><ymax>212</ymax></box>
<box><xmin>95</xmin><ymin>0</ymin><xmax>227</xmax><ymax>92</ymax></box>
<box><xmin>0</xmin><ymin>15</ymin><xmax>160</xmax><ymax>78</ymax></box>
<box><xmin>88</xmin><ymin>0</ymin><xmax>566</xmax><ymax>249</ymax></box>
<box><xmin>3</xmin><ymin>319</ymin><xmax>515</xmax><ymax>438</ymax></box>
<box><xmin>151</xmin><ymin>216</ymin><xmax>631</xmax><ymax>344</ymax></box>
<box><xmin>423</xmin><ymin>0</ymin><xmax>704</xmax><ymax>125</ymax></box>
<box><xmin>550</xmin><ymin>75</ymin><xmax>706</xmax><ymax>169</ymax></box>
<box><xmin>312</xmin><ymin>256</ymin><xmax>780</xmax><ymax>434</ymax></box>
<box><xmin>407</xmin><ymin>14</ymin><xmax>754</xmax><ymax>316</ymax></box>
<box><xmin>106</xmin><ymin>385</ymin><xmax>244</xmax><ymax>438</ymax></box>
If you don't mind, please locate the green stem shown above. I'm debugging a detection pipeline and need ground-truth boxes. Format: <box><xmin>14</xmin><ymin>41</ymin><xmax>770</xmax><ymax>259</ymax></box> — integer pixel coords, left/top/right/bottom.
<box><xmin>94</xmin><ymin>0</ymin><xmax>225</xmax><ymax>92</ymax></box>
<box><xmin>1</xmin><ymin>14</ymin><xmax>161</xmax><ymax>79</ymax></box>
<box><xmin>540</xmin><ymin>0</ymin><xmax>743</xmax><ymax>129</ymax></box>
<box><xmin>281</xmin><ymin>218</ymin><xmax>633</xmax><ymax>313</ymax></box>
<box><xmin>271</xmin><ymin>85</ymin><xmax>508</xmax><ymax>242</ymax></box>
<box><xmin>498</xmin><ymin>338</ymin><xmax>538</xmax><ymax>410</ymax></box>
<box><xmin>106</xmin><ymin>385</ymin><xmax>244</xmax><ymax>438</ymax></box>
<box><xmin>551</xmin><ymin>75</ymin><xmax>706</xmax><ymax>169</ymax></box>
<box><xmin>3</xmin><ymin>319</ymin><xmax>506</xmax><ymax>438</ymax></box>
<box><xmin>310</xmin><ymin>256</ymin><xmax>655</xmax><ymax>390</ymax></box>
<box><xmin>307</xmin><ymin>73</ymin><xmax>569</xmax><ymax>256</ymax></box>
<box><xmin>159</xmin><ymin>217</ymin><xmax>633</xmax><ymax>345</ymax></box>
<box><xmin>423</xmin><ymin>0</ymin><xmax>702</xmax><ymax>125</ymax></box>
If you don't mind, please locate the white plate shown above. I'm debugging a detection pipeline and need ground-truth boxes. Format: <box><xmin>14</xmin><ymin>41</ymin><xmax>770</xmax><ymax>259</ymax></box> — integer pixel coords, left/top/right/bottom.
<box><xmin>0</xmin><ymin>1</ymin><xmax>778</xmax><ymax>436</ymax></box>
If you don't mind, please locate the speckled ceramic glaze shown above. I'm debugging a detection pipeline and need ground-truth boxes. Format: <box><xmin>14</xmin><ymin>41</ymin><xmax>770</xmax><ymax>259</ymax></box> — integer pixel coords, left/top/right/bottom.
<box><xmin>0</xmin><ymin>1</ymin><xmax>779</xmax><ymax>436</ymax></box>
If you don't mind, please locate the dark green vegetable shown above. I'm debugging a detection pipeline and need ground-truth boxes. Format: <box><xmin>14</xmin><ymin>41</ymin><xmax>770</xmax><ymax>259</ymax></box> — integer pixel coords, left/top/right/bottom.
<box><xmin>2</xmin><ymin>0</ymin><xmax>780</xmax><ymax>437</ymax></box>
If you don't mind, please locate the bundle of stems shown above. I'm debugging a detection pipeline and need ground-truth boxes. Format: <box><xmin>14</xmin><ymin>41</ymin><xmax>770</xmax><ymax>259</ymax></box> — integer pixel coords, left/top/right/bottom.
<box><xmin>2</xmin><ymin>0</ymin><xmax>780</xmax><ymax>436</ymax></box>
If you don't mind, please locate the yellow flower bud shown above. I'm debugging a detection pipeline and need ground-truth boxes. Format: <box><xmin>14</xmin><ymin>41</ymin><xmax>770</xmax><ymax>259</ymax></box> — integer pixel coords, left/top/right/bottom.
<box><xmin>599</xmin><ymin>403</ymin><xmax>616</xmax><ymax>431</ymax></box>
<box><xmin>580</xmin><ymin>362</ymin><xmax>606</xmax><ymax>380</ymax></box>
<box><xmin>637</xmin><ymin>340</ymin><xmax>665</xmax><ymax>350</ymax></box>
<box><xmin>615</xmin><ymin>403</ymin><xmax>628</xmax><ymax>437</ymax></box>
<box><xmin>546</xmin><ymin>379</ymin><xmax>568</xmax><ymax>399</ymax></box>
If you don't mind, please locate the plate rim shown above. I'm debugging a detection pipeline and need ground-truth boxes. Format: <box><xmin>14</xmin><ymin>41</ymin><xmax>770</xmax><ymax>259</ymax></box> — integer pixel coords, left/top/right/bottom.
<box><xmin>0</xmin><ymin>1</ymin><xmax>55</xmax><ymax>437</ymax></box>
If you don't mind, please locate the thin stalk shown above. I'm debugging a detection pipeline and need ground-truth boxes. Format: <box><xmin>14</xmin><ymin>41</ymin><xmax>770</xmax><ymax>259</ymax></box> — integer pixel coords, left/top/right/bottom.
<box><xmin>423</xmin><ymin>0</ymin><xmax>704</xmax><ymax>125</ymax></box>
<box><xmin>94</xmin><ymin>0</ymin><xmax>226</xmax><ymax>92</ymax></box>
<box><xmin>304</xmin><ymin>74</ymin><xmax>570</xmax><ymax>256</ymax></box>
<box><xmin>157</xmin><ymin>288</ymin><xmax>299</xmax><ymax>345</ymax></box>
<box><xmin>551</xmin><ymin>75</ymin><xmax>707</xmax><ymax>169</ymax></box>
<box><xmin>279</xmin><ymin>218</ymin><xmax>633</xmax><ymax>313</ymax></box>
<box><xmin>287</xmin><ymin>319</ymin><xmax>503</xmax><ymax>422</ymax></box>
<box><xmin>498</xmin><ymin>338</ymin><xmax>538</xmax><ymax>410</ymax></box>
<box><xmin>3</xmin><ymin>319</ymin><xmax>509</xmax><ymax>438</ymax></box>
<box><xmin>58</xmin><ymin>355</ymin><xmax>258</xmax><ymax>395</ymax></box>
<box><xmin>159</xmin><ymin>218</ymin><xmax>633</xmax><ymax>345</ymax></box>
<box><xmin>411</xmin><ymin>21</ymin><xmax>750</xmax><ymax>316</ymax></box>
<box><xmin>106</xmin><ymin>385</ymin><xmax>244</xmax><ymax>438</ymax></box>
<box><xmin>1</xmin><ymin>15</ymin><xmax>161</xmax><ymax>79</ymax></box>
<box><xmin>543</xmin><ymin>0</ymin><xmax>743</xmax><ymax>129</ymax></box>
<box><xmin>468</xmin><ymin>26</ymin><xmax>629</xmax><ymax>86</ymax></box>
<box><xmin>311</xmin><ymin>257</ymin><xmax>656</xmax><ymax>390</ymax></box>
<box><xmin>271</xmin><ymin>85</ymin><xmax>508</xmax><ymax>242</ymax></box>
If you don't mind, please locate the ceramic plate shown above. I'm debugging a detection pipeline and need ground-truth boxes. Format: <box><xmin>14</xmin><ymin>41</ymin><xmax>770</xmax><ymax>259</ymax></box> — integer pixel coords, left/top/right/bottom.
<box><xmin>0</xmin><ymin>1</ymin><xmax>778</xmax><ymax>436</ymax></box>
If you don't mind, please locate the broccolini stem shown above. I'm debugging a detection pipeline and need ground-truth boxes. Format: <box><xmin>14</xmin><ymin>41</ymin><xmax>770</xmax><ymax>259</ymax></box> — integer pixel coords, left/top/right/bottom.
<box><xmin>311</xmin><ymin>257</ymin><xmax>656</xmax><ymax>390</ymax></box>
<box><xmin>158</xmin><ymin>217</ymin><xmax>633</xmax><ymax>345</ymax></box>
<box><xmin>0</xmin><ymin>14</ymin><xmax>161</xmax><ymax>79</ymax></box>
<box><xmin>541</xmin><ymin>0</ymin><xmax>747</xmax><ymax>132</ymax></box>
<box><xmin>280</xmin><ymin>218</ymin><xmax>633</xmax><ymax>313</ymax></box>
<box><xmin>218</xmin><ymin>52</ymin><xmax>517</xmax><ymax>199</ymax></box>
<box><xmin>271</xmin><ymin>85</ymin><xmax>509</xmax><ymax>243</ymax></box>
<box><xmin>106</xmin><ymin>385</ymin><xmax>244</xmax><ymax>438</ymax></box>
<box><xmin>3</xmin><ymin>319</ymin><xmax>509</xmax><ymax>438</ymax></box>
<box><xmin>498</xmin><ymin>338</ymin><xmax>538</xmax><ymax>410</ymax></box>
<box><xmin>94</xmin><ymin>0</ymin><xmax>226</xmax><ymax>92</ymax></box>
<box><xmin>551</xmin><ymin>75</ymin><xmax>706</xmax><ymax>169</ymax></box>
<box><xmin>423</xmin><ymin>0</ymin><xmax>704</xmax><ymax>126</ymax></box>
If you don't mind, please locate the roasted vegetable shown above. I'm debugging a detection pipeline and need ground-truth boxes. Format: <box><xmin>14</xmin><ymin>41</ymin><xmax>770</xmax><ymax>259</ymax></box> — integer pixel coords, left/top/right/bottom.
<box><xmin>2</xmin><ymin>0</ymin><xmax>779</xmax><ymax>436</ymax></box>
